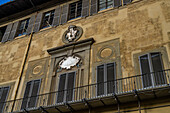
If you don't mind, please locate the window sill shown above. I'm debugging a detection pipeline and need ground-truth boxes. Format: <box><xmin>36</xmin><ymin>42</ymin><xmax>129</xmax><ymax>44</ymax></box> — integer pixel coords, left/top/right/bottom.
<box><xmin>67</xmin><ymin>17</ymin><xmax>82</xmax><ymax>23</ymax></box>
<box><xmin>40</xmin><ymin>26</ymin><xmax>53</xmax><ymax>32</ymax></box>
<box><xmin>15</xmin><ymin>34</ymin><xmax>26</xmax><ymax>39</ymax></box>
<box><xmin>98</xmin><ymin>7</ymin><xmax>114</xmax><ymax>14</ymax></box>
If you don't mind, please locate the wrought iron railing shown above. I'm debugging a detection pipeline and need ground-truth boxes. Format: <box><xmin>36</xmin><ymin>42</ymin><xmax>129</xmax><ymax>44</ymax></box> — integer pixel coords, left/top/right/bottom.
<box><xmin>1</xmin><ymin>69</ymin><xmax>170</xmax><ymax>113</ymax></box>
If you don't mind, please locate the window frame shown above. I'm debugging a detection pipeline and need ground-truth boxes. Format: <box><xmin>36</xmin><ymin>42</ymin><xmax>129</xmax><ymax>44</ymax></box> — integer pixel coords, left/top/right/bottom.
<box><xmin>16</xmin><ymin>18</ymin><xmax>30</xmax><ymax>37</ymax></box>
<box><xmin>56</xmin><ymin>71</ymin><xmax>76</xmax><ymax>103</ymax></box>
<box><xmin>139</xmin><ymin>52</ymin><xmax>166</xmax><ymax>88</ymax></box>
<box><xmin>41</xmin><ymin>10</ymin><xmax>55</xmax><ymax>29</ymax></box>
<box><xmin>68</xmin><ymin>0</ymin><xmax>82</xmax><ymax>20</ymax></box>
<box><xmin>96</xmin><ymin>62</ymin><xmax>116</xmax><ymax>96</ymax></box>
<box><xmin>21</xmin><ymin>79</ymin><xmax>41</xmax><ymax>110</ymax></box>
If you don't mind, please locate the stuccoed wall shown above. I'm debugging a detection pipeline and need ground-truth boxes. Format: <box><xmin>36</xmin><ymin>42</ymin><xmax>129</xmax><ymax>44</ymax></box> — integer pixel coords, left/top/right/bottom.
<box><xmin>0</xmin><ymin>0</ymin><xmax>169</xmax><ymax>108</ymax></box>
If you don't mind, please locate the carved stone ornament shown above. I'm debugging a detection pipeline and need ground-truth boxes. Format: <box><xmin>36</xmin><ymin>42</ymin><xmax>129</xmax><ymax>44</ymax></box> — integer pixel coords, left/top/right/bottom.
<box><xmin>59</xmin><ymin>55</ymin><xmax>81</xmax><ymax>69</ymax></box>
<box><xmin>62</xmin><ymin>25</ymin><xmax>83</xmax><ymax>44</ymax></box>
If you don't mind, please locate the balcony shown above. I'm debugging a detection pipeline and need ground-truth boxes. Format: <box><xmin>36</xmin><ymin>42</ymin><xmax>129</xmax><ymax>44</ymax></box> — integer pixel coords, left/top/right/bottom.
<box><xmin>1</xmin><ymin>69</ymin><xmax>170</xmax><ymax>113</ymax></box>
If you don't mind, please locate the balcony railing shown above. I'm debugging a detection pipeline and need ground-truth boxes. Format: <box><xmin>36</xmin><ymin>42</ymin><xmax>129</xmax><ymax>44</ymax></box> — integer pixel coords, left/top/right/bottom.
<box><xmin>1</xmin><ymin>69</ymin><xmax>170</xmax><ymax>113</ymax></box>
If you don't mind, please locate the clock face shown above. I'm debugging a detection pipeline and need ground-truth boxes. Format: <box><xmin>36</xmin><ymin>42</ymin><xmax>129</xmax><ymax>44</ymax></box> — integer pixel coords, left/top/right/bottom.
<box><xmin>59</xmin><ymin>55</ymin><xmax>80</xmax><ymax>69</ymax></box>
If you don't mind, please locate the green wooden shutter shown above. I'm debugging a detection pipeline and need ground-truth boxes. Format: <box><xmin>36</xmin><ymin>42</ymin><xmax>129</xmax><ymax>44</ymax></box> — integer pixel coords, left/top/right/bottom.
<box><xmin>52</xmin><ymin>6</ymin><xmax>61</xmax><ymax>26</ymax></box>
<box><xmin>1</xmin><ymin>24</ymin><xmax>13</xmax><ymax>43</ymax></box>
<box><xmin>114</xmin><ymin>0</ymin><xmax>122</xmax><ymax>7</ymax></box>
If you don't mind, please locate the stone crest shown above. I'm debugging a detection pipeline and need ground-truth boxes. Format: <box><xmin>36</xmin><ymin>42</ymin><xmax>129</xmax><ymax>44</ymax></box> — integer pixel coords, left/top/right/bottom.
<box><xmin>62</xmin><ymin>25</ymin><xmax>83</xmax><ymax>44</ymax></box>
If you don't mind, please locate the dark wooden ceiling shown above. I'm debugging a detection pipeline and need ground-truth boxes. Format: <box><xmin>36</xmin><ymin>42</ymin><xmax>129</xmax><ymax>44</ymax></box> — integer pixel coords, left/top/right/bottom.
<box><xmin>0</xmin><ymin>0</ymin><xmax>68</xmax><ymax>20</ymax></box>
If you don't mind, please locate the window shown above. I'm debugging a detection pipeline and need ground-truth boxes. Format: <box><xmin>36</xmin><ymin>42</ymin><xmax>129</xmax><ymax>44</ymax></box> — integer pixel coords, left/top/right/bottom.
<box><xmin>57</xmin><ymin>72</ymin><xmax>76</xmax><ymax>103</ymax></box>
<box><xmin>0</xmin><ymin>86</ymin><xmax>10</xmax><ymax>113</ymax></box>
<box><xmin>139</xmin><ymin>52</ymin><xmax>167</xmax><ymax>88</ymax></box>
<box><xmin>21</xmin><ymin>80</ymin><xmax>41</xmax><ymax>110</ymax></box>
<box><xmin>68</xmin><ymin>0</ymin><xmax>82</xmax><ymax>20</ymax></box>
<box><xmin>41</xmin><ymin>10</ymin><xmax>55</xmax><ymax>29</ymax></box>
<box><xmin>98</xmin><ymin>0</ymin><xmax>113</xmax><ymax>11</ymax></box>
<box><xmin>16</xmin><ymin>18</ymin><xmax>30</xmax><ymax>37</ymax></box>
<box><xmin>0</xmin><ymin>26</ymin><xmax>7</xmax><ymax>42</ymax></box>
<box><xmin>97</xmin><ymin>63</ymin><xmax>116</xmax><ymax>96</ymax></box>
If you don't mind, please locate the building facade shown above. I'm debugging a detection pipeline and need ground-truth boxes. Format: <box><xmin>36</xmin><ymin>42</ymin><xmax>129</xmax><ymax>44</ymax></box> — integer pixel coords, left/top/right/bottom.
<box><xmin>0</xmin><ymin>0</ymin><xmax>170</xmax><ymax>113</ymax></box>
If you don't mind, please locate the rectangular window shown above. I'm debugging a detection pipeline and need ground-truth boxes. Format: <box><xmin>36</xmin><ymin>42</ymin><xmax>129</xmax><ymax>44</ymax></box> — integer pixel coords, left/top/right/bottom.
<box><xmin>16</xmin><ymin>18</ymin><xmax>30</xmax><ymax>37</ymax></box>
<box><xmin>41</xmin><ymin>10</ymin><xmax>55</xmax><ymax>29</ymax></box>
<box><xmin>97</xmin><ymin>63</ymin><xmax>115</xmax><ymax>96</ymax></box>
<box><xmin>57</xmin><ymin>72</ymin><xmax>75</xmax><ymax>103</ymax></box>
<box><xmin>21</xmin><ymin>80</ymin><xmax>41</xmax><ymax>110</ymax></box>
<box><xmin>0</xmin><ymin>86</ymin><xmax>10</xmax><ymax>113</ymax></box>
<box><xmin>0</xmin><ymin>26</ymin><xmax>7</xmax><ymax>42</ymax></box>
<box><xmin>99</xmin><ymin>0</ymin><xmax>113</xmax><ymax>11</ymax></box>
<box><xmin>139</xmin><ymin>52</ymin><xmax>166</xmax><ymax>88</ymax></box>
<box><xmin>68</xmin><ymin>0</ymin><xmax>82</xmax><ymax>20</ymax></box>
<box><xmin>123</xmin><ymin>0</ymin><xmax>133</xmax><ymax>5</ymax></box>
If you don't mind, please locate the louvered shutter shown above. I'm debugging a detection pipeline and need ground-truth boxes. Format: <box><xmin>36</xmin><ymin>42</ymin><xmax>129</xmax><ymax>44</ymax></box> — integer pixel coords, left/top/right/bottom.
<box><xmin>52</xmin><ymin>6</ymin><xmax>61</xmax><ymax>26</ymax></box>
<box><xmin>114</xmin><ymin>0</ymin><xmax>122</xmax><ymax>7</ymax></box>
<box><xmin>66</xmin><ymin>72</ymin><xmax>75</xmax><ymax>102</ymax></box>
<box><xmin>33</xmin><ymin>12</ymin><xmax>43</xmax><ymax>33</ymax></box>
<box><xmin>82</xmin><ymin>0</ymin><xmax>89</xmax><ymax>17</ymax></box>
<box><xmin>8</xmin><ymin>21</ymin><xmax>19</xmax><ymax>41</ymax></box>
<box><xmin>60</xmin><ymin>4</ymin><xmax>69</xmax><ymax>25</ymax></box>
<box><xmin>26</xmin><ymin>15</ymin><xmax>36</xmax><ymax>35</ymax></box>
<box><xmin>107</xmin><ymin>63</ymin><xmax>115</xmax><ymax>94</ymax></box>
<box><xmin>1</xmin><ymin>24</ymin><xmax>13</xmax><ymax>43</ymax></box>
<box><xmin>90</xmin><ymin>0</ymin><xmax>98</xmax><ymax>15</ymax></box>
<box><xmin>21</xmin><ymin>82</ymin><xmax>31</xmax><ymax>110</ymax></box>
<box><xmin>28</xmin><ymin>80</ymin><xmax>40</xmax><ymax>108</ymax></box>
<box><xmin>151</xmin><ymin>53</ymin><xmax>166</xmax><ymax>85</ymax></box>
<box><xmin>57</xmin><ymin>74</ymin><xmax>66</xmax><ymax>103</ymax></box>
<box><xmin>139</xmin><ymin>55</ymin><xmax>152</xmax><ymax>88</ymax></box>
<box><xmin>0</xmin><ymin>87</ymin><xmax>10</xmax><ymax>113</ymax></box>
<box><xmin>97</xmin><ymin>65</ymin><xmax>104</xmax><ymax>96</ymax></box>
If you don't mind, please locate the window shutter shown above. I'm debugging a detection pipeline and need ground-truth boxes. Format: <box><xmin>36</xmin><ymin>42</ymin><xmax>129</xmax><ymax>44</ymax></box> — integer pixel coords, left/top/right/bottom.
<box><xmin>114</xmin><ymin>0</ymin><xmax>122</xmax><ymax>7</ymax></box>
<box><xmin>0</xmin><ymin>87</ymin><xmax>10</xmax><ymax>113</ymax></box>
<box><xmin>57</xmin><ymin>74</ymin><xmax>66</xmax><ymax>103</ymax></box>
<box><xmin>139</xmin><ymin>55</ymin><xmax>152</xmax><ymax>87</ymax></box>
<box><xmin>66</xmin><ymin>72</ymin><xmax>75</xmax><ymax>102</ymax></box>
<box><xmin>52</xmin><ymin>6</ymin><xmax>61</xmax><ymax>26</ymax></box>
<box><xmin>28</xmin><ymin>80</ymin><xmax>40</xmax><ymax>108</ymax></box>
<box><xmin>107</xmin><ymin>63</ymin><xmax>115</xmax><ymax>94</ymax></box>
<box><xmin>21</xmin><ymin>81</ymin><xmax>31</xmax><ymax>110</ymax></box>
<box><xmin>1</xmin><ymin>24</ymin><xmax>13</xmax><ymax>43</ymax></box>
<box><xmin>26</xmin><ymin>15</ymin><xmax>36</xmax><ymax>35</ymax></box>
<box><xmin>151</xmin><ymin>53</ymin><xmax>166</xmax><ymax>85</ymax></box>
<box><xmin>33</xmin><ymin>12</ymin><xmax>43</xmax><ymax>33</ymax></box>
<box><xmin>60</xmin><ymin>4</ymin><xmax>69</xmax><ymax>25</ymax></box>
<box><xmin>97</xmin><ymin>65</ymin><xmax>104</xmax><ymax>96</ymax></box>
<box><xmin>82</xmin><ymin>0</ymin><xmax>89</xmax><ymax>17</ymax></box>
<box><xmin>8</xmin><ymin>21</ymin><xmax>19</xmax><ymax>41</ymax></box>
<box><xmin>90</xmin><ymin>0</ymin><xmax>98</xmax><ymax>15</ymax></box>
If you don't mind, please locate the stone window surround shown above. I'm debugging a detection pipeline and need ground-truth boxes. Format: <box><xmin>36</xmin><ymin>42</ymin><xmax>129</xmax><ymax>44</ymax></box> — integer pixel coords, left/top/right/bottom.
<box><xmin>133</xmin><ymin>47</ymin><xmax>170</xmax><ymax>75</ymax></box>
